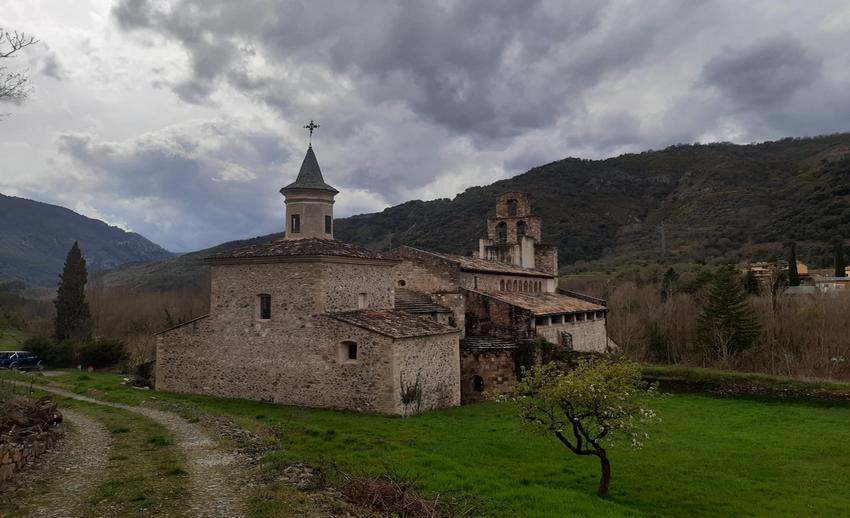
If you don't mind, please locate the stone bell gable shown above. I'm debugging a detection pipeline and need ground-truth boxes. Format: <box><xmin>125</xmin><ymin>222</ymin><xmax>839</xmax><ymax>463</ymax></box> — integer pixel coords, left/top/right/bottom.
<box><xmin>478</xmin><ymin>192</ymin><xmax>558</xmax><ymax>275</ymax></box>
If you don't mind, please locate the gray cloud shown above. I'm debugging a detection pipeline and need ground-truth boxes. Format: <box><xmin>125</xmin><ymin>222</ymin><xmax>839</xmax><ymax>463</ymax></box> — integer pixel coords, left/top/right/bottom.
<box><xmin>48</xmin><ymin>121</ymin><xmax>291</xmax><ymax>251</ymax></box>
<box><xmin>701</xmin><ymin>36</ymin><xmax>821</xmax><ymax>109</ymax></box>
<box><xmin>111</xmin><ymin>0</ymin><xmax>675</xmax><ymax>139</ymax></box>
<box><xmin>5</xmin><ymin>0</ymin><xmax>850</xmax><ymax>253</ymax></box>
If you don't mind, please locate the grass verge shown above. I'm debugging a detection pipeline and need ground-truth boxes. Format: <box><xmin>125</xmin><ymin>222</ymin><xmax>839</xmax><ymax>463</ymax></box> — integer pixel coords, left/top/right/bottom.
<box><xmin>4</xmin><ymin>369</ymin><xmax>850</xmax><ymax>517</ymax></box>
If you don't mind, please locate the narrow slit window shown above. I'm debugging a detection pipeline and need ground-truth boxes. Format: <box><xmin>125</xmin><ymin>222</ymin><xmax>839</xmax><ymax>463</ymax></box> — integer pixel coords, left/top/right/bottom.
<box><xmin>325</xmin><ymin>215</ymin><xmax>332</xmax><ymax>234</ymax></box>
<box><xmin>291</xmin><ymin>214</ymin><xmax>301</xmax><ymax>234</ymax></box>
<box><xmin>258</xmin><ymin>294</ymin><xmax>271</xmax><ymax>320</ymax></box>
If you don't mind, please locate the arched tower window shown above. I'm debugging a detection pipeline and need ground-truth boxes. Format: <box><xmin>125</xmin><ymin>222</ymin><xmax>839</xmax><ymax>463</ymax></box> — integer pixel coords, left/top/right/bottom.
<box><xmin>500</xmin><ymin>280</ymin><xmax>505</xmax><ymax>291</ymax></box>
<box><xmin>496</xmin><ymin>221</ymin><xmax>507</xmax><ymax>243</ymax></box>
<box><xmin>516</xmin><ymin>220</ymin><xmax>526</xmax><ymax>239</ymax></box>
<box><xmin>507</xmin><ymin>199</ymin><xmax>518</xmax><ymax>216</ymax></box>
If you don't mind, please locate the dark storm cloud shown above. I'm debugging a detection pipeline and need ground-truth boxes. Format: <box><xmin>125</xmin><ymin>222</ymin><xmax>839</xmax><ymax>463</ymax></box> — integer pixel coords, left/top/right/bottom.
<box><xmin>111</xmin><ymin>0</ymin><xmax>674</xmax><ymax>139</ymax></box>
<box><xmin>701</xmin><ymin>36</ymin><xmax>821</xmax><ymax>109</ymax></box>
<box><xmin>50</xmin><ymin>122</ymin><xmax>291</xmax><ymax>251</ymax></box>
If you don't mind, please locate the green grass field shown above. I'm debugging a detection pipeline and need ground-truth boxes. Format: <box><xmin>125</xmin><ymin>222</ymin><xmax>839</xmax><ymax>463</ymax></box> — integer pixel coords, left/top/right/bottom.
<box><xmin>0</xmin><ymin>328</ymin><xmax>25</xmax><ymax>349</ymax></box>
<box><xmin>4</xmin><ymin>370</ymin><xmax>850</xmax><ymax>517</ymax></box>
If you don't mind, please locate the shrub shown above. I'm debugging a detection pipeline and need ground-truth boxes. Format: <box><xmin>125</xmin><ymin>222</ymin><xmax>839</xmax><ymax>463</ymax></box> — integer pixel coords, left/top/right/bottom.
<box><xmin>78</xmin><ymin>339</ymin><xmax>128</xmax><ymax>370</ymax></box>
<box><xmin>22</xmin><ymin>337</ymin><xmax>76</xmax><ymax>368</ymax></box>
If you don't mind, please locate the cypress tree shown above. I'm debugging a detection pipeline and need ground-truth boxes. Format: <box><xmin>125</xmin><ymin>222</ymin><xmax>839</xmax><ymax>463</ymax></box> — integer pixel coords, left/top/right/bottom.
<box><xmin>834</xmin><ymin>239</ymin><xmax>846</xmax><ymax>278</ymax></box>
<box><xmin>697</xmin><ymin>266</ymin><xmax>760</xmax><ymax>359</ymax></box>
<box><xmin>54</xmin><ymin>242</ymin><xmax>92</xmax><ymax>342</ymax></box>
<box><xmin>787</xmin><ymin>242</ymin><xmax>800</xmax><ymax>287</ymax></box>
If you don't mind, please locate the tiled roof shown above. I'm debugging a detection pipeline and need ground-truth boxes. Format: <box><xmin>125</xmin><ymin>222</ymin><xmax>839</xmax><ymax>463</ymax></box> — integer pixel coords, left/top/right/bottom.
<box><xmin>325</xmin><ymin>309</ymin><xmax>458</xmax><ymax>338</ymax></box>
<box><xmin>401</xmin><ymin>247</ymin><xmax>552</xmax><ymax>278</ymax></box>
<box><xmin>208</xmin><ymin>238</ymin><xmax>390</xmax><ymax>261</ymax></box>
<box><xmin>281</xmin><ymin>146</ymin><xmax>338</xmax><ymax>193</ymax></box>
<box><xmin>394</xmin><ymin>288</ymin><xmax>452</xmax><ymax>314</ymax></box>
<box><xmin>477</xmin><ymin>290</ymin><xmax>606</xmax><ymax>315</ymax></box>
<box><xmin>461</xmin><ymin>336</ymin><xmax>517</xmax><ymax>351</ymax></box>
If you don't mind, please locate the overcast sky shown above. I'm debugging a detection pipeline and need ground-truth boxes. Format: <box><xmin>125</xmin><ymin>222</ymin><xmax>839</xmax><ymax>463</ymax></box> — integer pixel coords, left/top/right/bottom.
<box><xmin>3</xmin><ymin>1</ymin><xmax>850</xmax><ymax>252</ymax></box>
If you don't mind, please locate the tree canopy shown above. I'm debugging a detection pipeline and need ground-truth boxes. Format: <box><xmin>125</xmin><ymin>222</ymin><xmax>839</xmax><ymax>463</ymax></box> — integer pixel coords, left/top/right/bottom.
<box><xmin>697</xmin><ymin>266</ymin><xmax>760</xmax><ymax>361</ymax></box>
<box><xmin>510</xmin><ymin>358</ymin><xmax>658</xmax><ymax>496</ymax></box>
<box><xmin>54</xmin><ymin>242</ymin><xmax>92</xmax><ymax>343</ymax></box>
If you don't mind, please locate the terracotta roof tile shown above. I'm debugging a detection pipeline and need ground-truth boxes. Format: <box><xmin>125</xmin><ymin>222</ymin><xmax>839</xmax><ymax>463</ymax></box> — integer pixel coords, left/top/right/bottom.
<box><xmin>461</xmin><ymin>336</ymin><xmax>518</xmax><ymax>351</ymax></box>
<box><xmin>477</xmin><ymin>290</ymin><xmax>606</xmax><ymax>315</ymax></box>
<box><xmin>208</xmin><ymin>238</ymin><xmax>390</xmax><ymax>261</ymax></box>
<box><xmin>325</xmin><ymin>309</ymin><xmax>458</xmax><ymax>338</ymax></box>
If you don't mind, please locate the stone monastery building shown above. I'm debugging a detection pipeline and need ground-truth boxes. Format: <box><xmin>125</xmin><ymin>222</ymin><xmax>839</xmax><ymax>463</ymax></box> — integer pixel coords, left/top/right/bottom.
<box><xmin>156</xmin><ymin>142</ymin><xmax>609</xmax><ymax>414</ymax></box>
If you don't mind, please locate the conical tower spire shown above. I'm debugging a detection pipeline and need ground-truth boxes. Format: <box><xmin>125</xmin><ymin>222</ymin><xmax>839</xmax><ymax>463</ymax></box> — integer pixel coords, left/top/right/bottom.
<box><xmin>280</xmin><ymin>121</ymin><xmax>338</xmax><ymax>240</ymax></box>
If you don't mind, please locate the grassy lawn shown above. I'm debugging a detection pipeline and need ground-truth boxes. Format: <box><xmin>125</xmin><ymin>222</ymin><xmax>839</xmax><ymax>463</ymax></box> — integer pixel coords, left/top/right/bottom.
<box><xmin>5</xmin><ymin>370</ymin><xmax>850</xmax><ymax>517</ymax></box>
<box><xmin>0</xmin><ymin>328</ymin><xmax>25</xmax><ymax>349</ymax></box>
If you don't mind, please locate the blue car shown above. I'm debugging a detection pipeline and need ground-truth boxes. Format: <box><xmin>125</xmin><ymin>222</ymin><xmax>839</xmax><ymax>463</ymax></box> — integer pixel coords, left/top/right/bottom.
<box><xmin>0</xmin><ymin>351</ymin><xmax>44</xmax><ymax>371</ymax></box>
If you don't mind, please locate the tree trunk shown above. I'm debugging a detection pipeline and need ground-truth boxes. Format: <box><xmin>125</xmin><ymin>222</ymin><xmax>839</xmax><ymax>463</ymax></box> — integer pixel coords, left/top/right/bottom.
<box><xmin>597</xmin><ymin>454</ymin><xmax>611</xmax><ymax>497</ymax></box>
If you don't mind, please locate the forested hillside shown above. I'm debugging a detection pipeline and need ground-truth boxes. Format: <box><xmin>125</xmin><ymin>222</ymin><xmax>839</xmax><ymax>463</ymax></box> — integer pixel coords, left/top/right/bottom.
<box><xmin>94</xmin><ymin>133</ymin><xmax>850</xmax><ymax>290</ymax></box>
<box><xmin>0</xmin><ymin>194</ymin><xmax>174</xmax><ymax>287</ymax></box>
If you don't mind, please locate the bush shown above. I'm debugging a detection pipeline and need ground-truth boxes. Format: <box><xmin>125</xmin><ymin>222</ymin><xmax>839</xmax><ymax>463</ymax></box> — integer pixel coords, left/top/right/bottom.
<box><xmin>78</xmin><ymin>339</ymin><xmax>128</xmax><ymax>370</ymax></box>
<box><xmin>22</xmin><ymin>337</ymin><xmax>76</xmax><ymax>368</ymax></box>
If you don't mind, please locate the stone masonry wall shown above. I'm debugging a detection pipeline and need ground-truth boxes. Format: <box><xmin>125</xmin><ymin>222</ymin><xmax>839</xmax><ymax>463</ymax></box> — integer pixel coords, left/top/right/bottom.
<box><xmin>392</xmin><ymin>333</ymin><xmax>461</xmax><ymax>414</ymax></box>
<box><xmin>159</xmin><ymin>259</ymin><xmax>459</xmax><ymax>414</ymax></box>
<box><xmin>157</xmin><ymin>313</ymin><xmax>403</xmax><ymax>413</ymax></box>
<box><xmin>463</xmin><ymin>290</ymin><xmax>534</xmax><ymax>341</ymax></box>
<box><xmin>535</xmin><ymin>318</ymin><xmax>608</xmax><ymax>352</ymax></box>
<box><xmin>391</xmin><ymin>248</ymin><xmax>461</xmax><ymax>293</ymax></box>
<box><xmin>458</xmin><ymin>271</ymin><xmax>552</xmax><ymax>293</ymax></box>
<box><xmin>486</xmin><ymin>216</ymin><xmax>542</xmax><ymax>244</ymax></box>
<box><xmin>533</xmin><ymin>244</ymin><xmax>558</xmax><ymax>276</ymax></box>
<box><xmin>460</xmin><ymin>349</ymin><xmax>515</xmax><ymax>404</ymax></box>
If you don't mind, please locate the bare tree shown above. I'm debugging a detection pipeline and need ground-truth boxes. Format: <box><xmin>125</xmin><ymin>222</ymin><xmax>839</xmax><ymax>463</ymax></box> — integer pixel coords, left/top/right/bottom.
<box><xmin>1</xmin><ymin>28</ymin><xmax>38</xmax><ymax>103</ymax></box>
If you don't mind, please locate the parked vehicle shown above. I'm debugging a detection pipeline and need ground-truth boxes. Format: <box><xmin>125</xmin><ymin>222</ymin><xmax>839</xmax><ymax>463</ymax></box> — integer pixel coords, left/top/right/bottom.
<box><xmin>0</xmin><ymin>351</ymin><xmax>44</xmax><ymax>371</ymax></box>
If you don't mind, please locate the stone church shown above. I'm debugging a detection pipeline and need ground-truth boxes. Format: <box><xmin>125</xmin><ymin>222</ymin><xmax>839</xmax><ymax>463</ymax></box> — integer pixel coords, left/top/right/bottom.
<box><xmin>156</xmin><ymin>140</ymin><xmax>608</xmax><ymax>414</ymax></box>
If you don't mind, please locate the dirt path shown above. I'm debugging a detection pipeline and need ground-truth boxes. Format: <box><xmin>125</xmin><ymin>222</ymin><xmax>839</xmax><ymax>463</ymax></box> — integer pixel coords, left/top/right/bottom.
<box><xmin>1</xmin><ymin>409</ymin><xmax>111</xmax><ymax>518</ymax></box>
<box><xmin>9</xmin><ymin>381</ymin><xmax>246</xmax><ymax>518</ymax></box>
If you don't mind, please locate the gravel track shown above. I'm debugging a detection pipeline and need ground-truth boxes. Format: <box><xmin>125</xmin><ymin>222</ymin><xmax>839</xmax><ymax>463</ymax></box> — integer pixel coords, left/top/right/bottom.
<box><xmin>8</xmin><ymin>381</ymin><xmax>246</xmax><ymax>518</ymax></box>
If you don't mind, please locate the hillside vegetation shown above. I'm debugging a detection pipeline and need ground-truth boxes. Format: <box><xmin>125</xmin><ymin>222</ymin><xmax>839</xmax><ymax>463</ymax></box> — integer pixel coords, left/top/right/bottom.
<box><xmin>93</xmin><ymin>133</ymin><xmax>850</xmax><ymax>291</ymax></box>
<box><xmin>0</xmin><ymin>194</ymin><xmax>174</xmax><ymax>287</ymax></box>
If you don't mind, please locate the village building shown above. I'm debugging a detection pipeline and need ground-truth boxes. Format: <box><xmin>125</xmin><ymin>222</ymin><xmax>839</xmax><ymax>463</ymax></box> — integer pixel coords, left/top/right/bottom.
<box><xmin>156</xmin><ymin>133</ymin><xmax>608</xmax><ymax>413</ymax></box>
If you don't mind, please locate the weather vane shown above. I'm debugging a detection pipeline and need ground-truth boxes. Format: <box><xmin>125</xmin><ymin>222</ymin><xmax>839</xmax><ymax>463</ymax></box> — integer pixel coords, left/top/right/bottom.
<box><xmin>304</xmin><ymin>119</ymin><xmax>320</xmax><ymax>145</ymax></box>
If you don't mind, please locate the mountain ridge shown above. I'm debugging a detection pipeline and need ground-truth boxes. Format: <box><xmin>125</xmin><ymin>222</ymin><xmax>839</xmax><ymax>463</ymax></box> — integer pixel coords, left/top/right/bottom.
<box><xmin>0</xmin><ymin>193</ymin><xmax>175</xmax><ymax>288</ymax></box>
<box><xmin>12</xmin><ymin>132</ymin><xmax>850</xmax><ymax>291</ymax></box>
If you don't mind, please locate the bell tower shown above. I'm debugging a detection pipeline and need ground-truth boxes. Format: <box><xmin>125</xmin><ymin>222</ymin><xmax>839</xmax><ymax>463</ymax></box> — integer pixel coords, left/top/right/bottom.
<box><xmin>280</xmin><ymin>121</ymin><xmax>339</xmax><ymax>240</ymax></box>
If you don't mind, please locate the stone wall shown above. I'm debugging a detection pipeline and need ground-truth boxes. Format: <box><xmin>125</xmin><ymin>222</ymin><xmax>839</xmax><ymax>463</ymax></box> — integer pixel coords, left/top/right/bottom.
<box><xmin>431</xmin><ymin>292</ymin><xmax>466</xmax><ymax>338</ymax></box>
<box><xmin>458</xmin><ymin>271</ymin><xmax>551</xmax><ymax>293</ymax></box>
<box><xmin>391</xmin><ymin>248</ymin><xmax>460</xmax><ymax>293</ymax></box>
<box><xmin>485</xmin><ymin>216</ymin><xmax>542</xmax><ymax>244</ymax></box>
<box><xmin>463</xmin><ymin>290</ymin><xmax>534</xmax><ymax>341</ymax></box>
<box><xmin>0</xmin><ymin>429</ymin><xmax>62</xmax><ymax>485</ymax></box>
<box><xmin>460</xmin><ymin>349</ymin><xmax>515</xmax><ymax>404</ymax></box>
<box><xmin>392</xmin><ymin>333</ymin><xmax>460</xmax><ymax>414</ymax></box>
<box><xmin>157</xmin><ymin>314</ymin><xmax>401</xmax><ymax>413</ymax></box>
<box><xmin>535</xmin><ymin>317</ymin><xmax>608</xmax><ymax>352</ymax></box>
<box><xmin>533</xmin><ymin>244</ymin><xmax>558</xmax><ymax>276</ymax></box>
<box><xmin>158</xmin><ymin>258</ymin><xmax>460</xmax><ymax>415</ymax></box>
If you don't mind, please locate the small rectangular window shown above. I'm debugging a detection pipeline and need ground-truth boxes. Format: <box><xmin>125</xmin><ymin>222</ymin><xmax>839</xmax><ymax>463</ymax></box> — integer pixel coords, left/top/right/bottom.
<box><xmin>347</xmin><ymin>343</ymin><xmax>358</xmax><ymax>360</ymax></box>
<box><xmin>325</xmin><ymin>215</ymin><xmax>332</xmax><ymax>234</ymax></box>
<box><xmin>551</xmin><ymin>314</ymin><xmax>563</xmax><ymax>324</ymax></box>
<box><xmin>535</xmin><ymin>316</ymin><xmax>549</xmax><ymax>326</ymax></box>
<box><xmin>259</xmin><ymin>294</ymin><xmax>271</xmax><ymax>320</ymax></box>
<box><xmin>291</xmin><ymin>214</ymin><xmax>301</xmax><ymax>233</ymax></box>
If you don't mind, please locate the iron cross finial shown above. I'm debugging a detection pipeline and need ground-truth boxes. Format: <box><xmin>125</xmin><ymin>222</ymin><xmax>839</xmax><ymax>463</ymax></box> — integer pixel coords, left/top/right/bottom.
<box><xmin>304</xmin><ymin>120</ymin><xmax>320</xmax><ymax>145</ymax></box>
